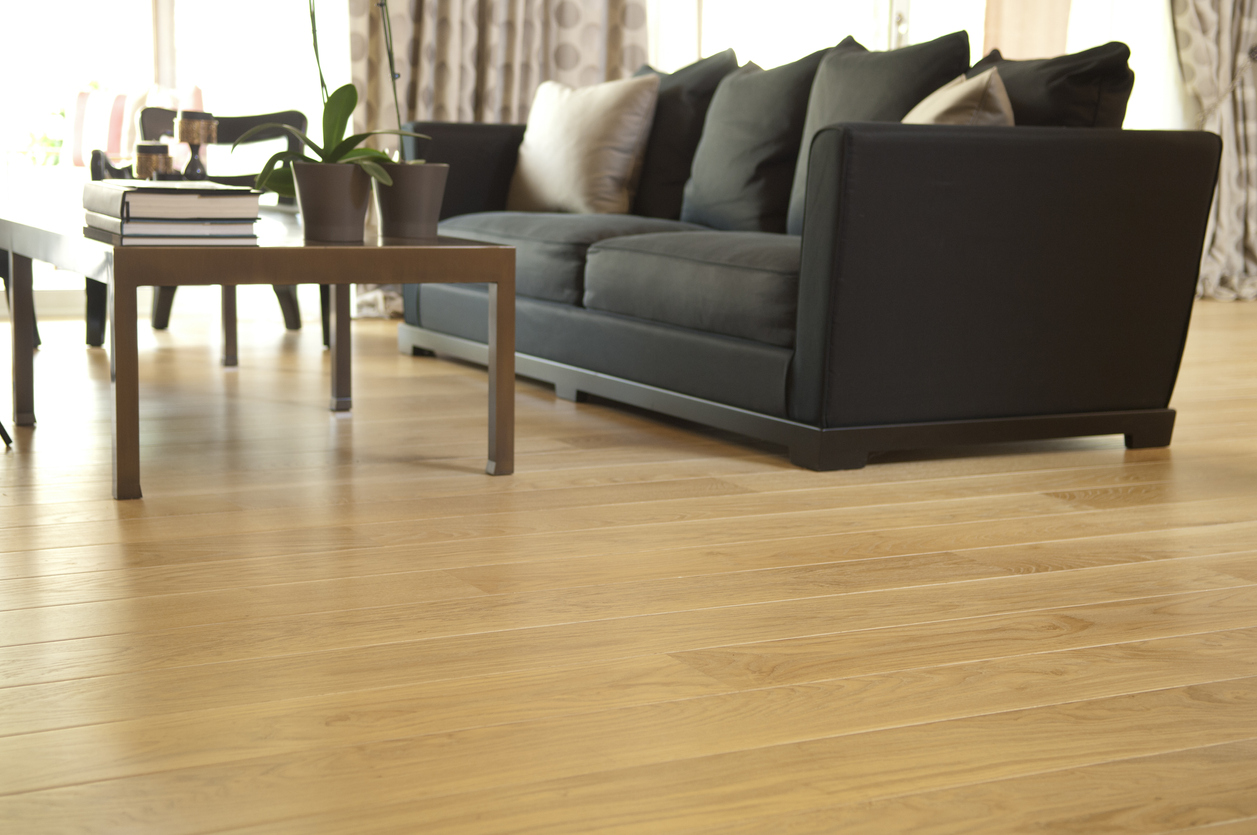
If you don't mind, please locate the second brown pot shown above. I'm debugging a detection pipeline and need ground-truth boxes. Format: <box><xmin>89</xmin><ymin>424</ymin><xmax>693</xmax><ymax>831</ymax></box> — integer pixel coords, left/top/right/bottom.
<box><xmin>373</xmin><ymin>162</ymin><xmax>449</xmax><ymax>239</ymax></box>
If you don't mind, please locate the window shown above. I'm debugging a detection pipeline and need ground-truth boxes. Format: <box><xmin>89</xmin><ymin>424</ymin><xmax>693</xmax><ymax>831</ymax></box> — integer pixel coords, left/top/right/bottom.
<box><xmin>0</xmin><ymin>0</ymin><xmax>153</xmax><ymax>169</ymax></box>
<box><xmin>175</xmin><ymin>0</ymin><xmax>351</xmax><ymax>177</ymax></box>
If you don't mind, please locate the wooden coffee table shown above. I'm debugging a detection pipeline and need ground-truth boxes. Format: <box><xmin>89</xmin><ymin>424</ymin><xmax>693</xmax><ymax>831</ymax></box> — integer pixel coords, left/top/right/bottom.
<box><xmin>2</xmin><ymin>194</ymin><xmax>515</xmax><ymax>499</ymax></box>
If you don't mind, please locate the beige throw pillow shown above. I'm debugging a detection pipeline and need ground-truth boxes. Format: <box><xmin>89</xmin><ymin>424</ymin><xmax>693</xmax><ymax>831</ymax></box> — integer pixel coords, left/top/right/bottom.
<box><xmin>507</xmin><ymin>74</ymin><xmax>661</xmax><ymax>214</ymax></box>
<box><xmin>902</xmin><ymin>67</ymin><xmax>1015</xmax><ymax>126</ymax></box>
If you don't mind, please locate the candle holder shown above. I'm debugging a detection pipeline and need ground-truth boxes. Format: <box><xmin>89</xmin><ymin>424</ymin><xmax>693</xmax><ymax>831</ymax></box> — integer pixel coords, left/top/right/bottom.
<box><xmin>134</xmin><ymin>143</ymin><xmax>174</xmax><ymax>180</ymax></box>
<box><xmin>174</xmin><ymin>111</ymin><xmax>217</xmax><ymax>180</ymax></box>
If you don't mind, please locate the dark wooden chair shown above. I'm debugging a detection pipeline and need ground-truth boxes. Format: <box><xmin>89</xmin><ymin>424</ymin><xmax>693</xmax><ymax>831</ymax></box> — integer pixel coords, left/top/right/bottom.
<box><xmin>138</xmin><ymin>109</ymin><xmax>328</xmax><ymax>343</ymax></box>
<box><xmin>85</xmin><ymin>109</ymin><xmax>330</xmax><ymax>348</ymax></box>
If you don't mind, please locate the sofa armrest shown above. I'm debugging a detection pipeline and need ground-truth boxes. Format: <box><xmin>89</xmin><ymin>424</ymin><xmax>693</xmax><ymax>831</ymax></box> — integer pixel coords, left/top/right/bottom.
<box><xmin>401</xmin><ymin>121</ymin><xmax>526</xmax><ymax>218</ymax></box>
<box><xmin>789</xmin><ymin>123</ymin><xmax>1221</xmax><ymax>428</ymax></box>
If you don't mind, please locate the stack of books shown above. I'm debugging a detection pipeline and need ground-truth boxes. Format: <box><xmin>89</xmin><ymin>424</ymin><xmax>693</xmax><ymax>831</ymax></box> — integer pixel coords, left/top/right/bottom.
<box><xmin>82</xmin><ymin>180</ymin><xmax>261</xmax><ymax>246</ymax></box>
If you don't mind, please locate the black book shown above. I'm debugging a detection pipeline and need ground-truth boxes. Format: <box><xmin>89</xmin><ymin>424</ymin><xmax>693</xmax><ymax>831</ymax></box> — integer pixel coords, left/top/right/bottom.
<box><xmin>82</xmin><ymin>180</ymin><xmax>261</xmax><ymax>221</ymax></box>
<box><xmin>83</xmin><ymin>226</ymin><xmax>258</xmax><ymax>247</ymax></box>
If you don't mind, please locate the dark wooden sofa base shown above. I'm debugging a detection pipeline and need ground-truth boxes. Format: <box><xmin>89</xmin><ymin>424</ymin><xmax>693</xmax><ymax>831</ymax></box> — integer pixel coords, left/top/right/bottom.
<box><xmin>399</xmin><ymin>322</ymin><xmax>1175</xmax><ymax>471</ymax></box>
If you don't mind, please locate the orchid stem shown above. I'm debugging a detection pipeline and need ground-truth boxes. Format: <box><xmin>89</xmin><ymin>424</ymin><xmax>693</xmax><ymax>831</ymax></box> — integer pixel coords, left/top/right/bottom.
<box><xmin>310</xmin><ymin>0</ymin><xmax>329</xmax><ymax>104</ymax></box>
<box><xmin>379</xmin><ymin>0</ymin><xmax>403</xmax><ymax>133</ymax></box>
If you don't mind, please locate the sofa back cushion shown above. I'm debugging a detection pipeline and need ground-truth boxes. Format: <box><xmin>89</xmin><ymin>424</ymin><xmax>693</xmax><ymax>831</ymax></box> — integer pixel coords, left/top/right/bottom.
<box><xmin>632</xmin><ymin>49</ymin><xmax>740</xmax><ymax>220</ymax></box>
<box><xmin>506</xmin><ymin>74</ymin><xmax>660</xmax><ymax>214</ymax></box>
<box><xmin>680</xmin><ymin>46</ymin><xmax>831</xmax><ymax>233</ymax></box>
<box><xmin>967</xmin><ymin>42</ymin><xmax>1135</xmax><ymax>128</ymax></box>
<box><xmin>786</xmin><ymin>31</ymin><xmax>971</xmax><ymax>235</ymax></box>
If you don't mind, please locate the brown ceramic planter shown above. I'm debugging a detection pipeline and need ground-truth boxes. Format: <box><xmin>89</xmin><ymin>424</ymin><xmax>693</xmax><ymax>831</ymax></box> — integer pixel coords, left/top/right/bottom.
<box><xmin>293</xmin><ymin>161</ymin><xmax>371</xmax><ymax>242</ymax></box>
<box><xmin>373</xmin><ymin>163</ymin><xmax>449</xmax><ymax>239</ymax></box>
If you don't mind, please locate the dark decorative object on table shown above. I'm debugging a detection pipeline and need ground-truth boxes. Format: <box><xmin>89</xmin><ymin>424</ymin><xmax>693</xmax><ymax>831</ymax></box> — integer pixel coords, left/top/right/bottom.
<box><xmin>174</xmin><ymin>110</ymin><xmax>217</xmax><ymax>180</ymax></box>
<box><xmin>134</xmin><ymin>143</ymin><xmax>173</xmax><ymax>180</ymax></box>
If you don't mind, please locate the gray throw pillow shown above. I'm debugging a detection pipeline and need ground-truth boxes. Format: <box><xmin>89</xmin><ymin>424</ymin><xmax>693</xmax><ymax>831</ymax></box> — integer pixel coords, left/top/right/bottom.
<box><xmin>633</xmin><ymin>49</ymin><xmax>740</xmax><ymax>220</ymax></box>
<box><xmin>786</xmin><ymin>32</ymin><xmax>971</xmax><ymax>235</ymax></box>
<box><xmin>680</xmin><ymin>46</ymin><xmax>833</xmax><ymax>233</ymax></box>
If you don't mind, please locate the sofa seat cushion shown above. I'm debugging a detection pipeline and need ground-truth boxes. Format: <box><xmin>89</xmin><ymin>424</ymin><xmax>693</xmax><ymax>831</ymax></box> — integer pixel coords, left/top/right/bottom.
<box><xmin>439</xmin><ymin>212</ymin><xmax>706</xmax><ymax>305</ymax></box>
<box><xmin>584</xmin><ymin>231</ymin><xmax>801</xmax><ymax>347</ymax></box>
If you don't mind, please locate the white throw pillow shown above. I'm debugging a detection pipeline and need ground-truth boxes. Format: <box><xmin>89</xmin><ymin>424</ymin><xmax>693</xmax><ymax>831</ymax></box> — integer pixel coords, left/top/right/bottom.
<box><xmin>507</xmin><ymin>74</ymin><xmax>661</xmax><ymax>214</ymax></box>
<box><xmin>902</xmin><ymin>68</ymin><xmax>1015</xmax><ymax>126</ymax></box>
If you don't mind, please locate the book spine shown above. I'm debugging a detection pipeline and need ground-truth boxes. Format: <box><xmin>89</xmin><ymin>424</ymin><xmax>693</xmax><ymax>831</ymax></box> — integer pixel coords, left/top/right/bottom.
<box><xmin>81</xmin><ymin>184</ymin><xmax>128</xmax><ymax>219</ymax></box>
<box><xmin>83</xmin><ymin>212</ymin><xmax>123</xmax><ymax>236</ymax></box>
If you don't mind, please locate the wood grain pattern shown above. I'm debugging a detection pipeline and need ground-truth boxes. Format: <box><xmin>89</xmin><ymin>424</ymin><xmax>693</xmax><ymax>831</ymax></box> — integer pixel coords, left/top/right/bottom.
<box><xmin>0</xmin><ymin>300</ymin><xmax>1254</xmax><ymax>833</ymax></box>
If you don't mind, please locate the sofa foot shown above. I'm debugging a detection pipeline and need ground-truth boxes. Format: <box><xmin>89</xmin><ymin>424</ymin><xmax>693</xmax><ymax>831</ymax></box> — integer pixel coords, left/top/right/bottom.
<box><xmin>789</xmin><ymin>435</ymin><xmax>868</xmax><ymax>471</ymax></box>
<box><xmin>1124</xmin><ymin>411</ymin><xmax>1176</xmax><ymax>449</ymax></box>
<box><xmin>554</xmin><ymin>383</ymin><xmax>587</xmax><ymax>403</ymax></box>
<box><xmin>411</xmin><ymin>346</ymin><xmax>435</xmax><ymax>357</ymax></box>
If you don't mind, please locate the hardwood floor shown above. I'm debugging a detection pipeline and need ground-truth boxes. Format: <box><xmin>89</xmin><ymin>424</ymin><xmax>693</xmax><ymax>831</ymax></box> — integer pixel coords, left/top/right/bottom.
<box><xmin>1</xmin><ymin>298</ymin><xmax>1255</xmax><ymax>834</ymax></box>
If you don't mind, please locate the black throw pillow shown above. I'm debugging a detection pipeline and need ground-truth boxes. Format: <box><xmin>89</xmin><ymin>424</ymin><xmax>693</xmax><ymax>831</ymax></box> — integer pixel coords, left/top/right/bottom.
<box><xmin>680</xmin><ymin>46</ymin><xmax>832</xmax><ymax>233</ymax></box>
<box><xmin>632</xmin><ymin>49</ymin><xmax>740</xmax><ymax>219</ymax></box>
<box><xmin>967</xmin><ymin>42</ymin><xmax>1134</xmax><ymax>128</ymax></box>
<box><xmin>786</xmin><ymin>31</ymin><xmax>971</xmax><ymax>235</ymax></box>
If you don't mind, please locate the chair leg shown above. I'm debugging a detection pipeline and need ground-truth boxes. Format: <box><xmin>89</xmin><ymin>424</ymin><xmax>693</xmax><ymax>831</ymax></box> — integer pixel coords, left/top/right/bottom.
<box><xmin>151</xmin><ymin>286</ymin><xmax>177</xmax><ymax>330</ymax></box>
<box><xmin>85</xmin><ymin>277</ymin><xmax>108</xmax><ymax>346</ymax></box>
<box><xmin>272</xmin><ymin>284</ymin><xmax>302</xmax><ymax>330</ymax></box>
<box><xmin>319</xmin><ymin>284</ymin><xmax>331</xmax><ymax>348</ymax></box>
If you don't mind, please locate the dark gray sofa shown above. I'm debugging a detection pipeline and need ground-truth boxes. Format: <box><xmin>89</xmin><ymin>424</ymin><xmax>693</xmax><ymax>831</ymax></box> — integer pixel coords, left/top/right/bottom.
<box><xmin>396</xmin><ymin>120</ymin><xmax>1220</xmax><ymax>470</ymax></box>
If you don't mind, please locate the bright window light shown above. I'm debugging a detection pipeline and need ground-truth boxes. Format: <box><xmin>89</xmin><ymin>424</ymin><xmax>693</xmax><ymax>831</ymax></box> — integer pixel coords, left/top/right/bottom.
<box><xmin>0</xmin><ymin>0</ymin><xmax>153</xmax><ymax>169</ymax></box>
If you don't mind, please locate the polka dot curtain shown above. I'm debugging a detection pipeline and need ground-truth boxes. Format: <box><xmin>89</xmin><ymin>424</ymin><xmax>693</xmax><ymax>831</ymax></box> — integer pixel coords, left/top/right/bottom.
<box><xmin>1173</xmin><ymin>0</ymin><xmax>1257</xmax><ymax>300</ymax></box>
<box><xmin>349</xmin><ymin>0</ymin><xmax>649</xmax><ymax>145</ymax></box>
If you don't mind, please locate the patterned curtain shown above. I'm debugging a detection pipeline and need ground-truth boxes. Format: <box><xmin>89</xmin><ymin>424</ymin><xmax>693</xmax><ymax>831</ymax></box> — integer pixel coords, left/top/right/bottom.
<box><xmin>1173</xmin><ymin>0</ymin><xmax>1257</xmax><ymax>300</ymax></box>
<box><xmin>349</xmin><ymin>0</ymin><xmax>649</xmax><ymax>145</ymax></box>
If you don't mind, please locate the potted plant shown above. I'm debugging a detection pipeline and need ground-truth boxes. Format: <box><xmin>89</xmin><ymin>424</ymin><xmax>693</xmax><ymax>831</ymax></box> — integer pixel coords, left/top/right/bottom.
<box><xmin>371</xmin><ymin>0</ymin><xmax>449</xmax><ymax>239</ymax></box>
<box><xmin>232</xmin><ymin>0</ymin><xmax>428</xmax><ymax>242</ymax></box>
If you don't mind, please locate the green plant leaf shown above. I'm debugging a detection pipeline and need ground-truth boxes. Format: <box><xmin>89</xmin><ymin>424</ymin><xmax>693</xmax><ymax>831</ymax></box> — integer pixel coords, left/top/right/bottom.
<box><xmin>339</xmin><ymin>147</ymin><xmax>392</xmax><ymax>162</ymax></box>
<box><xmin>322</xmin><ymin>83</ymin><xmax>358</xmax><ymax>154</ymax></box>
<box><xmin>355</xmin><ymin>158</ymin><xmax>392</xmax><ymax>185</ymax></box>
<box><xmin>326</xmin><ymin>129</ymin><xmax>432</xmax><ymax>163</ymax></box>
<box><xmin>326</xmin><ymin>132</ymin><xmax>377</xmax><ymax>162</ymax></box>
<box><xmin>232</xmin><ymin>124</ymin><xmax>324</xmax><ymax>159</ymax></box>
<box><xmin>254</xmin><ymin>149</ymin><xmax>310</xmax><ymax>196</ymax></box>
<box><xmin>262</xmin><ymin>166</ymin><xmax>296</xmax><ymax>199</ymax></box>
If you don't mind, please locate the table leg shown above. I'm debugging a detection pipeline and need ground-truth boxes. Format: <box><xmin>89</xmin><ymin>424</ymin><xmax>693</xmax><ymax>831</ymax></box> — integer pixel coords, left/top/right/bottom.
<box><xmin>221</xmin><ymin>285</ymin><xmax>238</xmax><ymax>367</ymax></box>
<box><xmin>109</xmin><ymin>267</ymin><xmax>141</xmax><ymax>500</ymax></box>
<box><xmin>329</xmin><ymin>283</ymin><xmax>351</xmax><ymax>411</ymax></box>
<box><xmin>10</xmin><ymin>253</ymin><xmax>35</xmax><ymax>426</ymax></box>
<box><xmin>486</xmin><ymin>273</ymin><xmax>515</xmax><ymax>476</ymax></box>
